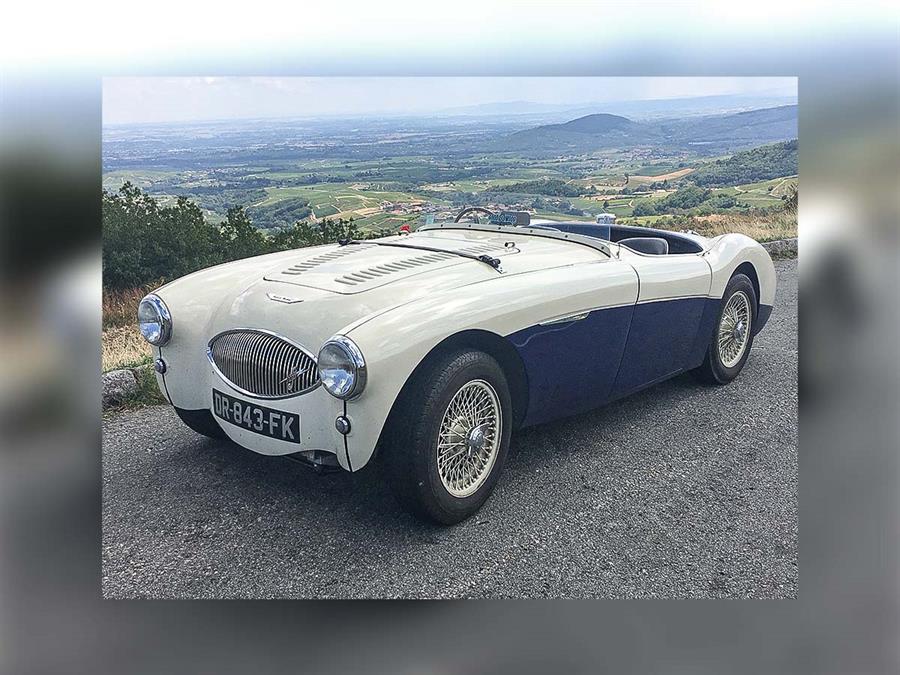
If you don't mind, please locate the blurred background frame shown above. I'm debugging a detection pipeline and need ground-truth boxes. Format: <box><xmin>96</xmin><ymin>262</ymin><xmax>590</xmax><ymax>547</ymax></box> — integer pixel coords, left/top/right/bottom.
<box><xmin>1</xmin><ymin>2</ymin><xmax>897</xmax><ymax>673</ymax></box>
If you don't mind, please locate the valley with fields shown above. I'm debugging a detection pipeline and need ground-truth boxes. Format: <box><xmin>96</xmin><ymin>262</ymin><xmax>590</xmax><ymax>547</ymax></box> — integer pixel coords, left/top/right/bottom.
<box><xmin>103</xmin><ymin>99</ymin><xmax>797</xmax><ymax>236</ymax></box>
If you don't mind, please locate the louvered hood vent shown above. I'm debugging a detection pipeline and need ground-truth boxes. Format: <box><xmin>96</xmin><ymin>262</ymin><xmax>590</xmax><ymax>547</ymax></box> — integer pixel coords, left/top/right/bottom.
<box><xmin>280</xmin><ymin>244</ymin><xmax>376</xmax><ymax>276</ymax></box>
<box><xmin>263</xmin><ymin>240</ymin><xmax>518</xmax><ymax>294</ymax></box>
<box><xmin>335</xmin><ymin>251</ymin><xmax>457</xmax><ymax>286</ymax></box>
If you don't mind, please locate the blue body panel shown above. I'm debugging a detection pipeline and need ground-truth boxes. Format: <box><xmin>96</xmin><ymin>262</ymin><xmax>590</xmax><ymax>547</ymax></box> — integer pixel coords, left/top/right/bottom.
<box><xmin>684</xmin><ymin>297</ymin><xmax>723</xmax><ymax>371</ymax></box>
<box><xmin>509</xmin><ymin>306</ymin><xmax>633</xmax><ymax>426</ymax></box>
<box><xmin>609</xmin><ymin>297</ymin><xmax>709</xmax><ymax>399</ymax></box>
<box><xmin>755</xmin><ymin>304</ymin><xmax>773</xmax><ymax>335</ymax></box>
<box><xmin>509</xmin><ymin>297</ymin><xmax>723</xmax><ymax>427</ymax></box>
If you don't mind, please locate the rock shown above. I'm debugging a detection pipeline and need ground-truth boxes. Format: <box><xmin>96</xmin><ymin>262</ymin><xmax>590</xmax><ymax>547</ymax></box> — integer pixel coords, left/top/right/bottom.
<box><xmin>102</xmin><ymin>369</ymin><xmax>138</xmax><ymax>408</ymax></box>
<box><xmin>762</xmin><ymin>238</ymin><xmax>798</xmax><ymax>258</ymax></box>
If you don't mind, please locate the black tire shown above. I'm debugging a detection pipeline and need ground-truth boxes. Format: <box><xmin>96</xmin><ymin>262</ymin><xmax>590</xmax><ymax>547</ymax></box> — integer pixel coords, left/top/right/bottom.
<box><xmin>174</xmin><ymin>407</ymin><xmax>227</xmax><ymax>439</ymax></box>
<box><xmin>692</xmin><ymin>273</ymin><xmax>758</xmax><ymax>385</ymax></box>
<box><xmin>381</xmin><ymin>349</ymin><xmax>513</xmax><ymax>525</ymax></box>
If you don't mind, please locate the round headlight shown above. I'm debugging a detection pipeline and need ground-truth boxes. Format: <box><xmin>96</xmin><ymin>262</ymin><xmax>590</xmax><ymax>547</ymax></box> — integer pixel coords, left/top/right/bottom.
<box><xmin>317</xmin><ymin>336</ymin><xmax>366</xmax><ymax>400</ymax></box>
<box><xmin>137</xmin><ymin>294</ymin><xmax>172</xmax><ymax>346</ymax></box>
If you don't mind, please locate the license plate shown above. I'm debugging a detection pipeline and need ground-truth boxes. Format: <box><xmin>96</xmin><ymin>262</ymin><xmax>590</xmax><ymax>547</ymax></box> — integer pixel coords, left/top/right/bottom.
<box><xmin>212</xmin><ymin>389</ymin><xmax>301</xmax><ymax>444</ymax></box>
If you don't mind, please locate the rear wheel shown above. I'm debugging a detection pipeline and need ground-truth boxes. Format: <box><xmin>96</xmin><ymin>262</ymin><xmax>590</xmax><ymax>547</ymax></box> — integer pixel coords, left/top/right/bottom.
<box><xmin>693</xmin><ymin>273</ymin><xmax>757</xmax><ymax>384</ymax></box>
<box><xmin>381</xmin><ymin>349</ymin><xmax>512</xmax><ymax>525</ymax></box>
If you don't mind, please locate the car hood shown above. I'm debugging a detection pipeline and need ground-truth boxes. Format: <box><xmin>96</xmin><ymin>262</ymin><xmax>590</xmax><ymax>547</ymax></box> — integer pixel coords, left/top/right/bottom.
<box><xmin>261</xmin><ymin>230</ymin><xmax>520</xmax><ymax>294</ymax></box>
<box><xmin>156</xmin><ymin>227</ymin><xmax>605</xmax><ymax>351</ymax></box>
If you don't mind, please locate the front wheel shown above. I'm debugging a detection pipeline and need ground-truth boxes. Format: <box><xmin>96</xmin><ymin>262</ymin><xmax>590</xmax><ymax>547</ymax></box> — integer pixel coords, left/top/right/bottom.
<box><xmin>692</xmin><ymin>273</ymin><xmax>757</xmax><ymax>384</ymax></box>
<box><xmin>381</xmin><ymin>349</ymin><xmax>513</xmax><ymax>525</ymax></box>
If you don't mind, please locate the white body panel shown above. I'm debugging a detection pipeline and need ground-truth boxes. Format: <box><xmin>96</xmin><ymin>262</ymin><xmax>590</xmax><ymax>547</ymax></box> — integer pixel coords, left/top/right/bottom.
<box><xmin>151</xmin><ymin>224</ymin><xmax>775</xmax><ymax>471</ymax></box>
<box><xmin>616</xmin><ymin>247</ymin><xmax>712</xmax><ymax>302</ymax></box>
<box><xmin>703</xmin><ymin>234</ymin><xmax>777</xmax><ymax>307</ymax></box>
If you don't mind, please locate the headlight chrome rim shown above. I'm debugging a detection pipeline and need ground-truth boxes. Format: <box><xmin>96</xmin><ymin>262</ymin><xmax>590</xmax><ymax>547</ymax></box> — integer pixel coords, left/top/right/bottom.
<box><xmin>137</xmin><ymin>293</ymin><xmax>172</xmax><ymax>346</ymax></box>
<box><xmin>317</xmin><ymin>335</ymin><xmax>367</xmax><ymax>400</ymax></box>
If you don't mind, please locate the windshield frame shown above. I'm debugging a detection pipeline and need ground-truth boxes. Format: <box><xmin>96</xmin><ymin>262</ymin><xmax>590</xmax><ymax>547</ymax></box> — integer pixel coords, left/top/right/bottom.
<box><xmin>418</xmin><ymin>222</ymin><xmax>613</xmax><ymax>258</ymax></box>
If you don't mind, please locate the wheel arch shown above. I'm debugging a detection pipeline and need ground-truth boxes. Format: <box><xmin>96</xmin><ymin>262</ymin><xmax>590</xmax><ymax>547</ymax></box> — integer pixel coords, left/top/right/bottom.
<box><xmin>733</xmin><ymin>261</ymin><xmax>761</xmax><ymax>315</ymax></box>
<box><xmin>375</xmin><ymin>329</ymin><xmax>529</xmax><ymax>457</ymax></box>
<box><xmin>704</xmin><ymin>234</ymin><xmax>776</xmax><ymax>309</ymax></box>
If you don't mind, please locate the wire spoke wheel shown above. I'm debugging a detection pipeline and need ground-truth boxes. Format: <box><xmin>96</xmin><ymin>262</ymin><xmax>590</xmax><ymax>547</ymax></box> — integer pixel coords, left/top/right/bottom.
<box><xmin>718</xmin><ymin>290</ymin><xmax>752</xmax><ymax>368</ymax></box>
<box><xmin>436</xmin><ymin>379</ymin><xmax>502</xmax><ymax>498</ymax></box>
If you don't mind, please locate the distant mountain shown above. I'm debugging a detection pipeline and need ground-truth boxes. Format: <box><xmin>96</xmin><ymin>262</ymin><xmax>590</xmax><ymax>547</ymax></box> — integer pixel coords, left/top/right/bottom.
<box><xmin>494</xmin><ymin>105</ymin><xmax>797</xmax><ymax>155</ymax></box>
<box><xmin>438</xmin><ymin>94</ymin><xmax>796</xmax><ymax>120</ymax></box>
<box><xmin>567</xmin><ymin>94</ymin><xmax>797</xmax><ymax>121</ymax></box>
<box><xmin>551</xmin><ymin>113</ymin><xmax>635</xmax><ymax>133</ymax></box>
<box><xmin>659</xmin><ymin>105</ymin><xmax>798</xmax><ymax>145</ymax></box>
<box><xmin>500</xmin><ymin>113</ymin><xmax>651</xmax><ymax>153</ymax></box>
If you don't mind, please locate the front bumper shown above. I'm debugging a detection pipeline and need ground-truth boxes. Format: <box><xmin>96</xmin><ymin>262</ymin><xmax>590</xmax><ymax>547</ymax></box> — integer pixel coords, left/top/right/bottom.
<box><xmin>158</xmin><ymin>352</ymin><xmax>351</xmax><ymax>470</ymax></box>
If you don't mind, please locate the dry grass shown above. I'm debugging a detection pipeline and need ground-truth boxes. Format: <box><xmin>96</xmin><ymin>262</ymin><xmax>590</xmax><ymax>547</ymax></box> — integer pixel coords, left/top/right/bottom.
<box><xmin>102</xmin><ymin>324</ymin><xmax>153</xmax><ymax>372</ymax></box>
<box><xmin>103</xmin><ymin>284</ymin><xmax>158</xmax><ymax>329</ymax></box>
<box><xmin>102</xmin><ymin>284</ymin><xmax>158</xmax><ymax>372</ymax></box>
<box><xmin>685</xmin><ymin>212</ymin><xmax>797</xmax><ymax>243</ymax></box>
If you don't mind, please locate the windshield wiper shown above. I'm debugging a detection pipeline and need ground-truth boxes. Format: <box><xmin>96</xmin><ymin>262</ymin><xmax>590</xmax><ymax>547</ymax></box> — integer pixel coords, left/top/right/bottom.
<box><xmin>338</xmin><ymin>239</ymin><xmax>503</xmax><ymax>272</ymax></box>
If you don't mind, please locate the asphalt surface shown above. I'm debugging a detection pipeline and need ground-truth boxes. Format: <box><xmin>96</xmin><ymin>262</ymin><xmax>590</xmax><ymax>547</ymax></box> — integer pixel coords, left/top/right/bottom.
<box><xmin>102</xmin><ymin>260</ymin><xmax>797</xmax><ymax>598</ymax></box>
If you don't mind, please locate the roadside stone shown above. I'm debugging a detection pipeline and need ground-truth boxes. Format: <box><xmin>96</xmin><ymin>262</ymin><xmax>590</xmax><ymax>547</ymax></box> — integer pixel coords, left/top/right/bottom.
<box><xmin>762</xmin><ymin>238</ymin><xmax>798</xmax><ymax>258</ymax></box>
<box><xmin>102</xmin><ymin>369</ymin><xmax>138</xmax><ymax>408</ymax></box>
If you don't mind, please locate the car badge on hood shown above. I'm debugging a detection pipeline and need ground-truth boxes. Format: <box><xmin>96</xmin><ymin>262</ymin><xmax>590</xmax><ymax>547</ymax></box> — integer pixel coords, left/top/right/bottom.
<box><xmin>267</xmin><ymin>293</ymin><xmax>303</xmax><ymax>304</ymax></box>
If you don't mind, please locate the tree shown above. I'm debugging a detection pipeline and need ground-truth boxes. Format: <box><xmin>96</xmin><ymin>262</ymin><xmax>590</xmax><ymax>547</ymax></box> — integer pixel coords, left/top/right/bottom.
<box><xmin>219</xmin><ymin>206</ymin><xmax>269</xmax><ymax>260</ymax></box>
<box><xmin>103</xmin><ymin>182</ymin><xmax>224</xmax><ymax>289</ymax></box>
<box><xmin>269</xmin><ymin>220</ymin><xmax>326</xmax><ymax>249</ymax></box>
<box><xmin>632</xmin><ymin>202</ymin><xmax>657</xmax><ymax>217</ymax></box>
<box><xmin>603</xmin><ymin>199</ymin><xmax>610</xmax><ymax>209</ymax></box>
<box><xmin>104</xmin><ymin>183</ymin><xmax>321</xmax><ymax>290</ymax></box>
<box><xmin>102</xmin><ymin>183</ymin><xmax>386</xmax><ymax>291</ymax></box>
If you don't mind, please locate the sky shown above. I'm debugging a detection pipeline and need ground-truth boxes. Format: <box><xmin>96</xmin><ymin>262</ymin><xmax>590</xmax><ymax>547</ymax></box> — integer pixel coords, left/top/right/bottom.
<box><xmin>102</xmin><ymin>77</ymin><xmax>797</xmax><ymax>126</ymax></box>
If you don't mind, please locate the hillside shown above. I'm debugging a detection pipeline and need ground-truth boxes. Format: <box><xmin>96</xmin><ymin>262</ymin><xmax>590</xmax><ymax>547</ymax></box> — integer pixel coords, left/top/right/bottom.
<box><xmin>494</xmin><ymin>178</ymin><xmax>583</xmax><ymax>197</ymax></box>
<box><xmin>690</xmin><ymin>140</ymin><xmax>798</xmax><ymax>187</ymax></box>
<box><xmin>496</xmin><ymin>105</ymin><xmax>797</xmax><ymax>155</ymax></box>
<box><xmin>500</xmin><ymin>113</ymin><xmax>650</xmax><ymax>153</ymax></box>
<box><xmin>550</xmin><ymin>113</ymin><xmax>635</xmax><ymax>134</ymax></box>
<box><xmin>661</xmin><ymin>105</ymin><xmax>797</xmax><ymax>147</ymax></box>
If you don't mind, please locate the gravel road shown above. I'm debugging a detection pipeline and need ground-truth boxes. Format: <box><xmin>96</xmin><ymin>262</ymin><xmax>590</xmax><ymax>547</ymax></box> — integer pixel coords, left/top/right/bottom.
<box><xmin>102</xmin><ymin>260</ymin><xmax>797</xmax><ymax>598</ymax></box>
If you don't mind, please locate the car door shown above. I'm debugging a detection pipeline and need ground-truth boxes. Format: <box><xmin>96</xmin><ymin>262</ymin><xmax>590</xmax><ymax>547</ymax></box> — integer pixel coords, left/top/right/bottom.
<box><xmin>507</xmin><ymin>257</ymin><xmax>639</xmax><ymax>427</ymax></box>
<box><xmin>610</xmin><ymin>252</ymin><xmax>712</xmax><ymax>398</ymax></box>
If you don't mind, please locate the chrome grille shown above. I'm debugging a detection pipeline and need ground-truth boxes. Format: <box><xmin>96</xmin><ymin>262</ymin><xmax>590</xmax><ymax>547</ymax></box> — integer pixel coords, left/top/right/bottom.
<box><xmin>207</xmin><ymin>330</ymin><xmax>319</xmax><ymax>399</ymax></box>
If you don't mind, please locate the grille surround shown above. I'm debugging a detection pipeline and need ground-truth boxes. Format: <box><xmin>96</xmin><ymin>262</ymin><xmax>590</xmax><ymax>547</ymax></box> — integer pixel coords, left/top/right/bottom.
<box><xmin>207</xmin><ymin>329</ymin><xmax>320</xmax><ymax>399</ymax></box>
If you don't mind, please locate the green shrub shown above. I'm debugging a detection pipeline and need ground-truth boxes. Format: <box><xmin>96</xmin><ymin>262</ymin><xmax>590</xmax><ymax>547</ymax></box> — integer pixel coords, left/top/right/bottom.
<box><xmin>103</xmin><ymin>182</ymin><xmax>365</xmax><ymax>290</ymax></box>
<box><xmin>691</xmin><ymin>140</ymin><xmax>797</xmax><ymax>187</ymax></box>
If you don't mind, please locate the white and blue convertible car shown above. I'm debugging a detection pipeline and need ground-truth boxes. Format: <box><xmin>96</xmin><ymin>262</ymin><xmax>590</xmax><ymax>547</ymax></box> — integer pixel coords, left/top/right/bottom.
<box><xmin>138</xmin><ymin>214</ymin><xmax>775</xmax><ymax>524</ymax></box>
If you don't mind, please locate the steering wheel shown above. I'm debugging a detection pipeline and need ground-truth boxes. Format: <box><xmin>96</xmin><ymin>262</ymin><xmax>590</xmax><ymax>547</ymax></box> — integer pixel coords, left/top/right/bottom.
<box><xmin>455</xmin><ymin>207</ymin><xmax>495</xmax><ymax>224</ymax></box>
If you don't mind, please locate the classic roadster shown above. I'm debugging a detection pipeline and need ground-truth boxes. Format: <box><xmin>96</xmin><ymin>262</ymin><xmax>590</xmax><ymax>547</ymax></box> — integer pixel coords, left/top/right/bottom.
<box><xmin>139</xmin><ymin>216</ymin><xmax>775</xmax><ymax>524</ymax></box>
